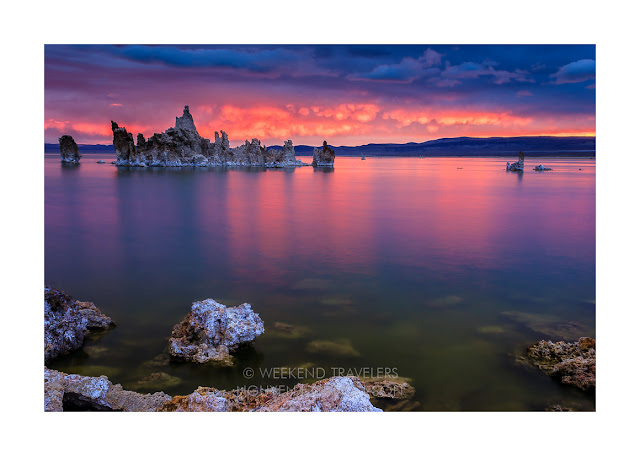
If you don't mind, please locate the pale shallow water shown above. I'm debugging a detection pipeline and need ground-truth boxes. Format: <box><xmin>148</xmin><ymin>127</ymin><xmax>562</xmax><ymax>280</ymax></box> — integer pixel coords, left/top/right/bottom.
<box><xmin>45</xmin><ymin>154</ymin><xmax>595</xmax><ymax>411</ymax></box>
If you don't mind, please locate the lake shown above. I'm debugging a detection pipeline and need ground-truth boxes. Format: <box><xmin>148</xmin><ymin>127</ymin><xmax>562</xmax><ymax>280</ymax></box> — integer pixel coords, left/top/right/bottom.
<box><xmin>45</xmin><ymin>154</ymin><xmax>595</xmax><ymax>411</ymax></box>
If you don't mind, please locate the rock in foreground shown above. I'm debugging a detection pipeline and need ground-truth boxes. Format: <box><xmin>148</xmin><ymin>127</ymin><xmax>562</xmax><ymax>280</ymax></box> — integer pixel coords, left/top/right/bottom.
<box><xmin>527</xmin><ymin>337</ymin><xmax>595</xmax><ymax>391</ymax></box>
<box><xmin>312</xmin><ymin>140</ymin><xmax>336</xmax><ymax>167</ymax></box>
<box><xmin>163</xmin><ymin>376</ymin><xmax>381</xmax><ymax>412</ymax></box>
<box><xmin>45</xmin><ymin>369</ymin><xmax>381</xmax><ymax>412</ymax></box>
<box><xmin>112</xmin><ymin>106</ymin><xmax>310</xmax><ymax>168</ymax></box>
<box><xmin>257</xmin><ymin>377</ymin><xmax>382</xmax><ymax>412</ymax></box>
<box><xmin>58</xmin><ymin>135</ymin><xmax>81</xmax><ymax>163</ymax></box>
<box><xmin>45</xmin><ymin>368</ymin><xmax>170</xmax><ymax>411</ymax></box>
<box><xmin>169</xmin><ymin>299</ymin><xmax>264</xmax><ymax>364</ymax></box>
<box><xmin>44</xmin><ymin>287</ymin><xmax>114</xmax><ymax>362</ymax></box>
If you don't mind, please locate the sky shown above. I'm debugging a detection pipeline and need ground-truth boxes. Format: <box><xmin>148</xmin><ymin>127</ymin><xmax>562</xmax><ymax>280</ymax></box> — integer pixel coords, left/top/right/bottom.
<box><xmin>45</xmin><ymin>45</ymin><xmax>595</xmax><ymax>147</ymax></box>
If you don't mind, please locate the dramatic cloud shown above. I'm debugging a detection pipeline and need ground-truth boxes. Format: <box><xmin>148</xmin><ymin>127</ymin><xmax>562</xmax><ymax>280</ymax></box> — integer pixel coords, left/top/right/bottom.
<box><xmin>44</xmin><ymin>45</ymin><xmax>596</xmax><ymax>145</ymax></box>
<box><xmin>550</xmin><ymin>59</ymin><xmax>596</xmax><ymax>84</ymax></box>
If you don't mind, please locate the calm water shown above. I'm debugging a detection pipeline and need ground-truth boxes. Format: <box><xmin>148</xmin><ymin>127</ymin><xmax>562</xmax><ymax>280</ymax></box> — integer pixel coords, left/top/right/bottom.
<box><xmin>45</xmin><ymin>154</ymin><xmax>595</xmax><ymax>411</ymax></box>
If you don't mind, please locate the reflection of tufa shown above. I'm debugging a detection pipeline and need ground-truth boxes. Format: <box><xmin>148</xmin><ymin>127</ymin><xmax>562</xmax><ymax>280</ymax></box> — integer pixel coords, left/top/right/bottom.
<box><xmin>506</xmin><ymin>151</ymin><xmax>525</xmax><ymax>171</ymax></box>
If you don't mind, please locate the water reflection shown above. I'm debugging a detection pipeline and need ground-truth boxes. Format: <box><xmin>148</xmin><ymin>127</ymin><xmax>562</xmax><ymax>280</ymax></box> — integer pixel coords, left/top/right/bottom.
<box><xmin>45</xmin><ymin>154</ymin><xmax>595</xmax><ymax>410</ymax></box>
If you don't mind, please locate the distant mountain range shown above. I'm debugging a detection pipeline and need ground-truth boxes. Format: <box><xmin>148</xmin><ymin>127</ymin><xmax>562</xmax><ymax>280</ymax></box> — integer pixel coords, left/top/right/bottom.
<box><xmin>45</xmin><ymin>135</ymin><xmax>595</xmax><ymax>157</ymax></box>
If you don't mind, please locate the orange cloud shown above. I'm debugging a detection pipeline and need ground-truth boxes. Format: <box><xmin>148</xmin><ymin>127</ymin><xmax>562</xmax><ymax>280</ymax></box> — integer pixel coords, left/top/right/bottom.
<box><xmin>44</xmin><ymin>103</ymin><xmax>594</xmax><ymax>146</ymax></box>
<box><xmin>382</xmin><ymin>108</ymin><xmax>532</xmax><ymax>128</ymax></box>
<box><xmin>197</xmin><ymin>104</ymin><xmax>380</xmax><ymax>143</ymax></box>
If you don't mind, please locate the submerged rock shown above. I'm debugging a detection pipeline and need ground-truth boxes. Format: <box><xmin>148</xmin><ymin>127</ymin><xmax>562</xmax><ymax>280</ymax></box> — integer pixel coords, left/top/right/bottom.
<box><xmin>306</xmin><ymin>339</ymin><xmax>360</xmax><ymax>357</ymax></box>
<box><xmin>58</xmin><ymin>135</ymin><xmax>81</xmax><ymax>163</ymax></box>
<box><xmin>270</xmin><ymin>321</ymin><xmax>311</xmax><ymax>339</ymax></box>
<box><xmin>169</xmin><ymin>299</ymin><xmax>264</xmax><ymax>364</ymax></box>
<box><xmin>501</xmin><ymin>310</ymin><xmax>589</xmax><ymax>341</ymax></box>
<box><xmin>131</xmin><ymin>372</ymin><xmax>182</xmax><ymax>391</ymax></box>
<box><xmin>312</xmin><ymin>140</ymin><xmax>335</xmax><ymax>167</ymax></box>
<box><xmin>112</xmin><ymin>106</ymin><xmax>310</xmax><ymax>168</ymax></box>
<box><xmin>533</xmin><ymin>164</ymin><xmax>553</xmax><ymax>171</ymax></box>
<box><xmin>44</xmin><ymin>287</ymin><xmax>114</xmax><ymax>362</ymax></box>
<box><xmin>44</xmin><ymin>368</ymin><xmax>170</xmax><ymax>411</ymax></box>
<box><xmin>506</xmin><ymin>151</ymin><xmax>525</xmax><ymax>171</ymax></box>
<box><xmin>527</xmin><ymin>337</ymin><xmax>595</xmax><ymax>391</ymax></box>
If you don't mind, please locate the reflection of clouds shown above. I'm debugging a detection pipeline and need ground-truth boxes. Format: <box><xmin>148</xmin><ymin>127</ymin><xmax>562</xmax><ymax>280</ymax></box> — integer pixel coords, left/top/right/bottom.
<box><xmin>319</xmin><ymin>296</ymin><xmax>353</xmax><ymax>306</ymax></box>
<box><xmin>428</xmin><ymin>295</ymin><xmax>463</xmax><ymax>308</ymax></box>
<box><xmin>292</xmin><ymin>278</ymin><xmax>333</xmax><ymax>291</ymax></box>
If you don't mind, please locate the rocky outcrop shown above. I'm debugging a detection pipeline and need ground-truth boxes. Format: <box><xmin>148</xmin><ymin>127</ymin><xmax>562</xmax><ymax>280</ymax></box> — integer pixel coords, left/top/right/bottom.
<box><xmin>533</xmin><ymin>164</ymin><xmax>553</xmax><ymax>171</ymax></box>
<box><xmin>58</xmin><ymin>135</ymin><xmax>81</xmax><ymax>163</ymax></box>
<box><xmin>44</xmin><ymin>287</ymin><xmax>114</xmax><ymax>362</ymax></box>
<box><xmin>258</xmin><ymin>377</ymin><xmax>382</xmax><ymax>412</ymax></box>
<box><xmin>112</xmin><ymin>106</ymin><xmax>309</xmax><ymax>168</ymax></box>
<box><xmin>45</xmin><ymin>368</ymin><xmax>170</xmax><ymax>411</ymax></box>
<box><xmin>506</xmin><ymin>151</ymin><xmax>525</xmax><ymax>171</ymax></box>
<box><xmin>45</xmin><ymin>369</ymin><xmax>381</xmax><ymax>412</ymax></box>
<box><xmin>312</xmin><ymin>140</ymin><xmax>335</xmax><ymax>167</ymax></box>
<box><xmin>169</xmin><ymin>299</ymin><xmax>264</xmax><ymax>364</ymax></box>
<box><xmin>527</xmin><ymin>337</ymin><xmax>595</xmax><ymax>391</ymax></box>
<box><xmin>111</xmin><ymin>121</ymin><xmax>136</xmax><ymax>163</ymax></box>
<box><xmin>163</xmin><ymin>376</ymin><xmax>381</xmax><ymax>412</ymax></box>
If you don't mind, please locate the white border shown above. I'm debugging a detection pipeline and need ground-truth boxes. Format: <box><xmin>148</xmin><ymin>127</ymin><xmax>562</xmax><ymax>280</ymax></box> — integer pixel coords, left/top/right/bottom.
<box><xmin>2</xmin><ymin>0</ymin><xmax>638</xmax><ymax>454</ymax></box>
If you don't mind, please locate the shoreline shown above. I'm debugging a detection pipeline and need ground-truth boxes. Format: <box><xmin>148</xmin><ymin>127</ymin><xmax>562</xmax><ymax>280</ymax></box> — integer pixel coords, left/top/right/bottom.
<box><xmin>45</xmin><ymin>152</ymin><xmax>596</xmax><ymax>159</ymax></box>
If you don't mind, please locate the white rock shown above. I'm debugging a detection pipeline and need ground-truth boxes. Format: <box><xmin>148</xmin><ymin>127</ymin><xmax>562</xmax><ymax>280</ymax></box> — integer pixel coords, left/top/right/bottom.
<box><xmin>169</xmin><ymin>299</ymin><xmax>265</xmax><ymax>364</ymax></box>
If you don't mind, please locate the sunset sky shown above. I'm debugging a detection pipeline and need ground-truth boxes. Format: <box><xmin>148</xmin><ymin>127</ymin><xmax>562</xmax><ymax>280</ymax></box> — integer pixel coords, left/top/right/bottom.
<box><xmin>45</xmin><ymin>44</ymin><xmax>595</xmax><ymax>147</ymax></box>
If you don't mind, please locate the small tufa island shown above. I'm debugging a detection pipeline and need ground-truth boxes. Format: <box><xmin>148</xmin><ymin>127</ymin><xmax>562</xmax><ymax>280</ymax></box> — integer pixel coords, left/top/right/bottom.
<box><xmin>111</xmin><ymin>106</ymin><xmax>335</xmax><ymax>168</ymax></box>
<box><xmin>169</xmin><ymin>299</ymin><xmax>264</xmax><ymax>365</ymax></box>
<box><xmin>58</xmin><ymin>135</ymin><xmax>81</xmax><ymax>163</ymax></box>
<box><xmin>506</xmin><ymin>151</ymin><xmax>525</xmax><ymax>171</ymax></box>
<box><xmin>312</xmin><ymin>141</ymin><xmax>336</xmax><ymax>167</ymax></box>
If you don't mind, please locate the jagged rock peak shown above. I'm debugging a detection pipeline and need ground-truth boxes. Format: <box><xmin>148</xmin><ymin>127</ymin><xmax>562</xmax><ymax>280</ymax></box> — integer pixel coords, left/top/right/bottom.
<box><xmin>175</xmin><ymin>105</ymin><xmax>197</xmax><ymax>133</ymax></box>
<box><xmin>58</xmin><ymin>135</ymin><xmax>81</xmax><ymax>163</ymax></box>
<box><xmin>111</xmin><ymin>107</ymin><xmax>310</xmax><ymax>168</ymax></box>
<box><xmin>111</xmin><ymin>121</ymin><xmax>136</xmax><ymax>163</ymax></box>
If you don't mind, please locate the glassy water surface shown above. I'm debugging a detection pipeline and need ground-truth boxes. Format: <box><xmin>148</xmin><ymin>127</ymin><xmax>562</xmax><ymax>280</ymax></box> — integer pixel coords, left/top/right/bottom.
<box><xmin>45</xmin><ymin>154</ymin><xmax>595</xmax><ymax>411</ymax></box>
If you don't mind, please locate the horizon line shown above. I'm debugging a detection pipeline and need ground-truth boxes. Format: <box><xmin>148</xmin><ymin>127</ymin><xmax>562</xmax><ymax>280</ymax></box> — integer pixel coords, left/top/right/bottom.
<box><xmin>45</xmin><ymin>133</ymin><xmax>596</xmax><ymax>148</ymax></box>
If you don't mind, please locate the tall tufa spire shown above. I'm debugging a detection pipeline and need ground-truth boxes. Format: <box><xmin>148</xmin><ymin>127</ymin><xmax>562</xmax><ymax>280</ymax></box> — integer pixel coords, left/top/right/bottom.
<box><xmin>175</xmin><ymin>105</ymin><xmax>197</xmax><ymax>133</ymax></box>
